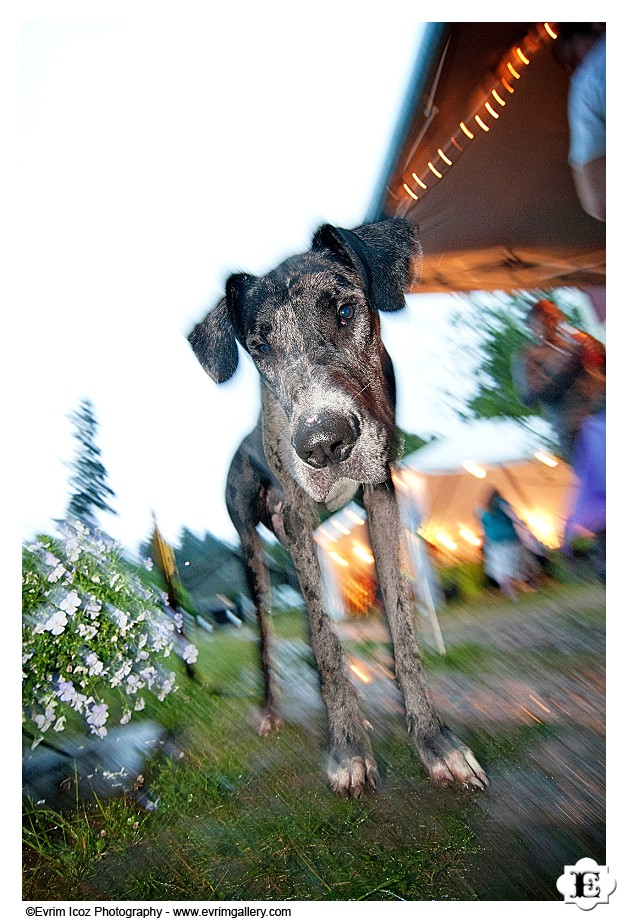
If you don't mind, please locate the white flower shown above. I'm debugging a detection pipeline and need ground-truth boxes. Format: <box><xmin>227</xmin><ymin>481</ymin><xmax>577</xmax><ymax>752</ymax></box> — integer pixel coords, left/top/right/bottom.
<box><xmin>78</xmin><ymin>623</ymin><xmax>97</xmax><ymax>641</ymax></box>
<box><xmin>53</xmin><ymin>716</ymin><xmax>66</xmax><ymax>732</ymax></box>
<box><xmin>44</xmin><ymin>611</ymin><xmax>68</xmax><ymax>636</ymax></box>
<box><xmin>59</xmin><ymin>590</ymin><xmax>81</xmax><ymax>614</ymax></box>
<box><xmin>65</xmin><ymin>539</ymin><xmax>80</xmax><ymax>562</ymax></box>
<box><xmin>125</xmin><ymin>674</ymin><xmax>141</xmax><ymax>694</ymax></box>
<box><xmin>87</xmin><ymin>703</ymin><xmax>108</xmax><ymax>728</ymax></box>
<box><xmin>113</xmin><ymin>609</ymin><xmax>129</xmax><ymax>634</ymax></box>
<box><xmin>34</xmin><ymin>706</ymin><xmax>56</xmax><ymax>732</ymax></box>
<box><xmin>144</xmin><ymin>558</ymin><xmax>154</xmax><ymax>572</ymax></box>
<box><xmin>57</xmin><ymin>679</ymin><xmax>76</xmax><ymax>702</ymax></box>
<box><xmin>182</xmin><ymin>644</ymin><xmax>198</xmax><ymax>665</ymax></box>
<box><xmin>44</xmin><ymin>552</ymin><xmax>60</xmax><ymax>567</ymax></box>
<box><xmin>47</xmin><ymin>564</ymin><xmax>66</xmax><ymax>583</ymax></box>
<box><xmin>84</xmin><ymin>598</ymin><xmax>101</xmax><ymax>617</ymax></box>
<box><xmin>85</xmin><ymin>652</ymin><xmax>104</xmax><ymax>675</ymax></box>
<box><xmin>134</xmin><ymin>697</ymin><xmax>145</xmax><ymax>712</ymax></box>
<box><xmin>120</xmin><ymin>708</ymin><xmax>132</xmax><ymax>725</ymax></box>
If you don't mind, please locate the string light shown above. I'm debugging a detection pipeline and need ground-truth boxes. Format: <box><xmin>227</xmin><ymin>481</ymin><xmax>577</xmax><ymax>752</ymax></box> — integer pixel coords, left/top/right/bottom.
<box><xmin>328</xmin><ymin>550</ymin><xmax>349</xmax><ymax>567</ymax></box>
<box><xmin>534</xmin><ymin>450</ymin><xmax>559</xmax><ymax>468</ymax></box>
<box><xmin>400</xmin><ymin>22</ymin><xmax>558</xmax><ymax>204</ymax></box>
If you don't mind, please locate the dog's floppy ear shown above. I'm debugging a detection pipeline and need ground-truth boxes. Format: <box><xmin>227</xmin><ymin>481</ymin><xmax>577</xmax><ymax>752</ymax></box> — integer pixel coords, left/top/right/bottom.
<box><xmin>187</xmin><ymin>297</ymin><xmax>239</xmax><ymax>384</ymax></box>
<box><xmin>312</xmin><ymin>218</ymin><xmax>422</xmax><ymax>312</ymax></box>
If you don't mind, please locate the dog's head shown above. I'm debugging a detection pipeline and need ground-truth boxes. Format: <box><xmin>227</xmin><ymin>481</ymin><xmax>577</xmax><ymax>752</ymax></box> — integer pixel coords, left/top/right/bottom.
<box><xmin>188</xmin><ymin>218</ymin><xmax>422</xmax><ymax>502</ymax></box>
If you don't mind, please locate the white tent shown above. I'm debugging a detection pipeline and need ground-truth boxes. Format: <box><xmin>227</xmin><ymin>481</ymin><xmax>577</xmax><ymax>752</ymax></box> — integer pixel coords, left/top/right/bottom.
<box><xmin>314</xmin><ymin>419</ymin><xmax>576</xmax><ymax>633</ymax></box>
<box><xmin>398</xmin><ymin>418</ymin><xmax>576</xmax><ymax>558</ymax></box>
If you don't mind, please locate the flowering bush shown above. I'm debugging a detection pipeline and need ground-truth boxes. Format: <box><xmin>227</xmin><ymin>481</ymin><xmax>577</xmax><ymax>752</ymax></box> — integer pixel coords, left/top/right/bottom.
<box><xmin>22</xmin><ymin>521</ymin><xmax>198</xmax><ymax>748</ymax></box>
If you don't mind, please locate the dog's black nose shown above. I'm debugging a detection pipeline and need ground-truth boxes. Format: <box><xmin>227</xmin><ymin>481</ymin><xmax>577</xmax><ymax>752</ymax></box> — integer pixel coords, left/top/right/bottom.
<box><xmin>292</xmin><ymin>412</ymin><xmax>360</xmax><ymax>469</ymax></box>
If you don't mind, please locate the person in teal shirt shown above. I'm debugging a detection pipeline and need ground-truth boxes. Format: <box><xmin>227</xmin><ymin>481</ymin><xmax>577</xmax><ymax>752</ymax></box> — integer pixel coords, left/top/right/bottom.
<box><xmin>478</xmin><ymin>490</ymin><xmax>526</xmax><ymax>600</ymax></box>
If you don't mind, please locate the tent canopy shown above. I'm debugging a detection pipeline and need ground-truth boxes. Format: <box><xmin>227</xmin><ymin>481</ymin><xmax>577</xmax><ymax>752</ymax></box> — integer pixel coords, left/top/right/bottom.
<box><xmin>367</xmin><ymin>22</ymin><xmax>605</xmax><ymax>295</ymax></box>
<box><xmin>397</xmin><ymin>419</ymin><xmax>575</xmax><ymax>554</ymax></box>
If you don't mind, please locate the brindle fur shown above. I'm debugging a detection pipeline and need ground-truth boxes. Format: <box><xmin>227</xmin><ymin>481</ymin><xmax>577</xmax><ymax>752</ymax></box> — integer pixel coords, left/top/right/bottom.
<box><xmin>188</xmin><ymin>219</ymin><xmax>487</xmax><ymax>796</ymax></box>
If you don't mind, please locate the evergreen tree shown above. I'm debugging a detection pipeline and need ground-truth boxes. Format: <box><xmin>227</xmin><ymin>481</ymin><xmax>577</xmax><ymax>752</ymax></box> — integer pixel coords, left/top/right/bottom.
<box><xmin>66</xmin><ymin>398</ymin><xmax>117</xmax><ymax>527</ymax></box>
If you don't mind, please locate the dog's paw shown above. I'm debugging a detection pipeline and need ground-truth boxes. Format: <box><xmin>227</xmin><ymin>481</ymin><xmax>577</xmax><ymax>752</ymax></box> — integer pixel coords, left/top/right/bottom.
<box><xmin>327</xmin><ymin>751</ymin><xmax>379</xmax><ymax>799</ymax></box>
<box><xmin>256</xmin><ymin>708</ymin><xmax>284</xmax><ymax>738</ymax></box>
<box><xmin>416</xmin><ymin>726</ymin><xmax>488</xmax><ymax>791</ymax></box>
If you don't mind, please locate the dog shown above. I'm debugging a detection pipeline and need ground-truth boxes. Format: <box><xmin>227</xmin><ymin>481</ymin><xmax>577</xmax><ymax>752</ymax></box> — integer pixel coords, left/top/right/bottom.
<box><xmin>188</xmin><ymin>218</ymin><xmax>487</xmax><ymax>797</ymax></box>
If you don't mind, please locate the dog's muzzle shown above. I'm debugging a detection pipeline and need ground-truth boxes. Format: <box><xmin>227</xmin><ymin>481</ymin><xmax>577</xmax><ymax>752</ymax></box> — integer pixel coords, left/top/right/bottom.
<box><xmin>292</xmin><ymin>412</ymin><xmax>360</xmax><ymax>469</ymax></box>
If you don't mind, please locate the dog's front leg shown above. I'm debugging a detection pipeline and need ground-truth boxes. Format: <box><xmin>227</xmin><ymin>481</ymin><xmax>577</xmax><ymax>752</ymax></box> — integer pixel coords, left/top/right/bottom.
<box><xmin>364</xmin><ymin>479</ymin><xmax>488</xmax><ymax>790</ymax></box>
<box><xmin>281</xmin><ymin>495</ymin><xmax>379</xmax><ymax>797</ymax></box>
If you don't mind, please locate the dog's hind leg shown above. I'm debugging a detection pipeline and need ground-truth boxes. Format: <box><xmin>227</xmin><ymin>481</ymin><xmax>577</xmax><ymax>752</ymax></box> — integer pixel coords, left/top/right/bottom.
<box><xmin>281</xmin><ymin>496</ymin><xmax>378</xmax><ymax>798</ymax></box>
<box><xmin>238</xmin><ymin>526</ymin><xmax>284</xmax><ymax>736</ymax></box>
<box><xmin>226</xmin><ymin>448</ymin><xmax>283</xmax><ymax>737</ymax></box>
<box><xmin>364</xmin><ymin>479</ymin><xmax>488</xmax><ymax>790</ymax></box>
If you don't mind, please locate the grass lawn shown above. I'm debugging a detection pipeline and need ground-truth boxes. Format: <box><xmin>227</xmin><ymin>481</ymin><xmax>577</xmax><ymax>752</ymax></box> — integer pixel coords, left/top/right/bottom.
<box><xmin>22</xmin><ymin>579</ymin><xmax>605</xmax><ymax>902</ymax></box>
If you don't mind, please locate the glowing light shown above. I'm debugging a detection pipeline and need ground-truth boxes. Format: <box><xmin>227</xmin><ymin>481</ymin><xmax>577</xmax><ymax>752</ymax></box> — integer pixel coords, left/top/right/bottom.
<box><xmin>459</xmin><ymin>527</ymin><xmax>482</xmax><ymax>547</ymax></box>
<box><xmin>437</xmin><ymin>148</ymin><xmax>452</xmax><ymax>166</ymax></box>
<box><xmin>524</xmin><ymin>511</ymin><xmax>559</xmax><ymax>548</ymax></box>
<box><xmin>507</xmin><ymin>62</ymin><xmax>521</xmax><ymax>80</ymax></box>
<box><xmin>349</xmin><ymin>660</ymin><xmax>373</xmax><ymax>685</ymax></box>
<box><xmin>403</xmin><ymin>183</ymin><xmax>418</xmax><ymax>200</ymax></box>
<box><xmin>460</xmin><ymin>121</ymin><xmax>474</xmax><ymax>139</ymax></box>
<box><xmin>474</xmin><ymin>114</ymin><xmax>490</xmax><ymax>132</ymax></box>
<box><xmin>316</xmin><ymin>526</ymin><xmax>337</xmax><ymax>544</ymax></box>
<box><xmin>331</xmin><ymin>518</ymin><xmax>351</xmax><ymax>535</ymax></box>
<box><xmin>529</xmin><ymin>694</ymin><xmax>552</xmax><ymax>715</ymax></box>
<box><xmin>516</xmin><ymin>47</ymin><xmax>530</xmax><ymax>65</ymax></box>
<box><xmin>450</xmin><ymin>136</ymin><xmax>463</xmax><ymax>151</ymax></box>
<box><xmin>328</xmin><ymin>550</ymin><xmax>349</xmax><ymax>567</ymax></box>
<box><xmin>534</xmin><ymin>450</ymin><xmax>559</xmax><ymax>468</ymax></box>
<box><xmin>491</xmin><ymin>89</ymin><xmax>506</xmax><ymax>106</ymax></box>
<box><xmin>519</xmin><ymin>705</ymin><xmax>543</xmax><ymax>725</ymax></box>
<box><xmin>411</xmin><ymin>172</ymin><xmax>427</xmax><ymax>190</ymax></box>
<box><xmin>427</xmin><ymin>161</ymin><xmax>443</xmax><ymax>178</ymax></box>
<box><xmin>436</xmin><ymin>532</ymin><xmax>458</xmax><ymax>552</ymax></box>
<box><xmin>462</xmin><ymin>460</ymin><xmax>487</xmax><ymax>479</ymax></box>
<box><xmin>544</xmin><ymin>22</ymin><xmax>558</xmax><ymax>40</ymax></box>
<box><xmin>485</xmin><ymin>101</ymin><xmax>500</xmax><ymax>119</ymax></box>
<box><xmin>501</xmin><ymin>77</ymin><xmax>515</xmax><ymax>94</ymax></box>
<box><xmin>345</xmin><ymin>508</ymin><xmax>365</xmax><ymax>526</ymax></box>
<box><xmin>353</xmin><ymin>542</ymin><xmax>374</xmax><ymax>565</ymax></box>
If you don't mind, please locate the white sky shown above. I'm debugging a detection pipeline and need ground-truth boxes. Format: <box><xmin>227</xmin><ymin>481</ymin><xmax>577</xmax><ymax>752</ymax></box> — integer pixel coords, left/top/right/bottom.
<box><xmin>19</xmin><ymin>9</ymin><xmax>483</xmax><ymax>553</ymax></box>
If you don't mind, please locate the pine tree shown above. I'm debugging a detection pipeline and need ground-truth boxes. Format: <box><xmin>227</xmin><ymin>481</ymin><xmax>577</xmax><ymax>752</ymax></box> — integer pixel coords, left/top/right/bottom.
<box><xmin>66</xmin><ymin>398</ymin><xmax>117</xmax><ymax>528</ymax></box>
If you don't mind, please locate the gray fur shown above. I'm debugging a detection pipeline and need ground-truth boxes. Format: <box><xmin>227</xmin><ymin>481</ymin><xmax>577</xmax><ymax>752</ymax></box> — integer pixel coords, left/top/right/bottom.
<box><xmin>188</xmin><ymin>218</ymin><xmax>487</xmax><ymax>796</ymax></box>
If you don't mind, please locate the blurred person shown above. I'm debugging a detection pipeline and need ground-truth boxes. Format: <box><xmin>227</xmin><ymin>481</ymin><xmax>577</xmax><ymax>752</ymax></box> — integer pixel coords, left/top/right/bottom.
<box><xmin>553</xmin><ymin>22</ymin><xmax>606</xmax><ymax>221</ymax></box>
<box><xmin>477</xmin><ymin>490</ymin><xmax>528</xmax><ymax>601</ymax></box>
<box><xmin>513</xmin><ymin>298</ymin><xmax>606</xmax><ymax>572</ymax></box>
<box><xmin>513</xmin><ymin>299</ymin><xmax>605</xmax><ymax>463</ymax></box>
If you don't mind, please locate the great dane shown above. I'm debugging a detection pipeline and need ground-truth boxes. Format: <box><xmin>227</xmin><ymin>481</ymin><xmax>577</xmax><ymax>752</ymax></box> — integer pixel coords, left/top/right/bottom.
<box><xmin>188</xmin><ymin>218</ymin><xmax>487</xmax><ymax>797</ymax></box>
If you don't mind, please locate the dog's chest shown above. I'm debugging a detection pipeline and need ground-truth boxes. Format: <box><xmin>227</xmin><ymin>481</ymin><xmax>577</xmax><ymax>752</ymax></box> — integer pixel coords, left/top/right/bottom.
<box><xmin>322</xmin><ymin>478</ymin><xmax>360</xmax><ymax>512</ymax></box>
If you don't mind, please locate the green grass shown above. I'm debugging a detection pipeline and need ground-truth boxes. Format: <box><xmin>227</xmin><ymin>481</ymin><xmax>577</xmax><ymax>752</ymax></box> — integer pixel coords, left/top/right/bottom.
<box><xmin>23</xmin><ymin>582</ymin><xmax>605</xmax><ymax>901</ymax></box>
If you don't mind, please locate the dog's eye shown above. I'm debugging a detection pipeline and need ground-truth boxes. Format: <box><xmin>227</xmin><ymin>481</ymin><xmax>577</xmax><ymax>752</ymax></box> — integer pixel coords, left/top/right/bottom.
<box><xmin>338</xmin><ymin>304</ymin><xmax>355</xmax><ymax>326</ymax></box>
<box><xmin>251</xmin><ymin>341</ymin><xmax>271</xmax><ymax>357</ymax></box>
